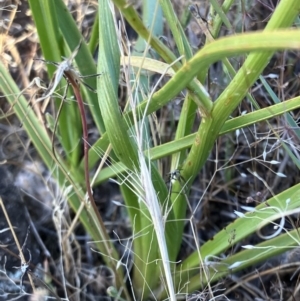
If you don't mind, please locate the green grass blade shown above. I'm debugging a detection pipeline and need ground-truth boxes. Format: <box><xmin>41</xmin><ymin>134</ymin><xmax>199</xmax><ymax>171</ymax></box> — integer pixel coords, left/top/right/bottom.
<box><xmin>259</xmin><ymin>75</ymin><xmax>300</xmax><ymax>168</ymax></box>
<box><xmin>211</xmin><ymin>0</ymin><xmax>234</xmax><ymax>37</ymax></box>
<box><xmin>87</xmin><ymin>29</ymin><xmax>300</xmax><ymax>172</ymax></box>
<box><xmin>166</xmin><ymin>183</ymin><xmax>300</xmax><ymax>295</ymax></box>
<box><xmin>98</xmin><ymin>1</ymin><xmax>178</xmax><ymax>295</ymax></box>
<box><xmin>159</xmin><ymin>0</ymin><xmax>193</xmax><ymax>59</ymax></box>
<box><xmin>181</xmin><ymin>227</ymin><xmax>300</xmax><ymax>294</ymax></box>
<box><xmin>54</xmin><ymin>0</ymin><xmax>105</xmax><ymax>135</ymax></box>
<box><xmin>112</xmin><ymin>0</ymin><xmax>213</xmax><ymax>116</ymax></box>
<box><xmin>173</xmin><ymin>0</ymin><xmax>300</xmax><ymax>262</ymax></box>
<box><xmin>158</xmin><ymin>0</ymin><xmax>198</xmax><ymax>173</ymax></box>
<box><xmin>97</xmin><ymin>0</ymin><xmax>159</xmax><ymax>296</ymax></box>
<box><xmin>29</xmin><ymin>0</ymin><xmax>81</xmax><ymax>167</ymax></box>
<box><xmin>0</xmin><ymin>61</ymin><xmax>123</xmax><ymax>290</ymax></box>
<box><xmin>209</xmin><ymin>0</ymin><xmax>232</xmax><ymax>31</ymax></box>
<box><xmin>92</xmin><ymin>95</ymin><xmax>300</xmax><ymax>183</ymax></box>
<box><xmin>28</xmin><ymin>0</ymin><xmax>62</xmax><ymax>73</ymax></box>
<box><xmin>88</xmin><ymin>7</ymin><xmax>99</xmax><ymax>54</ymax></box>
<box><xmin>260</xmin><ymin>75</ymin><xmax>300</xmax><ymax>140</ymax></box>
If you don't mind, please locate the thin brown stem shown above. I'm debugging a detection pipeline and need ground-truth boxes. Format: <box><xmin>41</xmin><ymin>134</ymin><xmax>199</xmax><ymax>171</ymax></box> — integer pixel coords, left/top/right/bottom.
<box><xmin>63</xmin><ymin>71</ymin><xmax>130</xmax><ymax>297</ymax></box>
<box><xmin>63</xmin><ymin>71</ymin><xmax>96</xmax><ymax>209</ymax></box>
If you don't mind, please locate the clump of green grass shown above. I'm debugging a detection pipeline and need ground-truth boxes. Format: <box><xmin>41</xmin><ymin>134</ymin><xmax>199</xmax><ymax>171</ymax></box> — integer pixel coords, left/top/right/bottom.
<box><xmin>1</xmin><ymin>0</ymin><xmax>300</xmax><ymax>300</ymax></box>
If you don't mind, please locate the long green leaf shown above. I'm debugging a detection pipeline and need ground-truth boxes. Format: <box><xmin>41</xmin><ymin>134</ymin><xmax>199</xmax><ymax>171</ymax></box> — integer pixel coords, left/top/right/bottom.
<box><xmin>0</xmin><ymin>55</ymin><xmax>123</xmax><ymax>301</ymax></box>
<box><xmin>169</xmin><ymin>183</ymin><xmax>300</xmax><ymax>293</ymax></box>
<box><xmin>54</xmin><ymin>0</ymin><xmax>105</xmax><ymax>135</ymax></box>
<box><xmin>29</xmin><ymin>0</ymin><xmax>81</xmax><ymax>166</ymax></box>
<box><xmin>92</xmin><ymin>95</ymin><xmax>300</xmax><ymax>184</ymax></box>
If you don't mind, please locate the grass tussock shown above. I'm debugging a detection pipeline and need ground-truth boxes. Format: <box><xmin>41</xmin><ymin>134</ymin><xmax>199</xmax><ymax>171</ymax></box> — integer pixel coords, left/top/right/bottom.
<box><xmin>0</xmin><ymin>0</ymin><xmax>300</xmax><ymax>300</ymax></box>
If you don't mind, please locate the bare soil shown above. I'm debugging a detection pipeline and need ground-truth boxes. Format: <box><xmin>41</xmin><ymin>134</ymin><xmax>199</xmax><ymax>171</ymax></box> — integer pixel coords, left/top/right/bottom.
<box><xmin>1</xmin><ymin>0</ymin><xmax>300</xmax><ymax>300</ymax></box>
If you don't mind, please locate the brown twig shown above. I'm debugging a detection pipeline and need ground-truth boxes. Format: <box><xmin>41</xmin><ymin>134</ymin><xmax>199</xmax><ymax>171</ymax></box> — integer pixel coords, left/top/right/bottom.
<box><xmin>63</xmin><ymin>70</ymin><xmax>96</xmax><ymax>207</ymax></box>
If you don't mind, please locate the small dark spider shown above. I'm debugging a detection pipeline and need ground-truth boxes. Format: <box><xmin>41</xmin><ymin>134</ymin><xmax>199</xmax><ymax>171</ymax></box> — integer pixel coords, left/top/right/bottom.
<box><xmin>167</xmin><ymin>169</ymin><xmax>189</xmax><ymax>196</ymax></box>
<box><xmin>168</xmin><ymin>169</ymin><xmax>185</xmax><ymax>185</ymax></box>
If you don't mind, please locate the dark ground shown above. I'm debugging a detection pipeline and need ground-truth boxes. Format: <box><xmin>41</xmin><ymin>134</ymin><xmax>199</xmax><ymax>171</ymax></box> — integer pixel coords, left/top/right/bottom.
<box><xmin>1</xmin><ymin>0</ymin><xmax>300</xmax><ymax>300</ymax></box>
